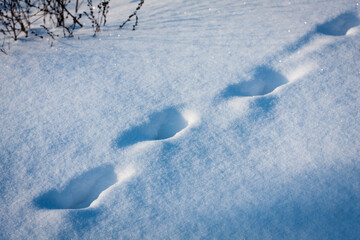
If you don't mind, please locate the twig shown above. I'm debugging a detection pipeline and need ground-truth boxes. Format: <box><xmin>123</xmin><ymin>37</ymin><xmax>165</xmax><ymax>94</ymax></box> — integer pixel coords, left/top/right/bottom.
<box><xmin>119</xmin><ymin>0</ymin><xmax>144</xmax><ymax>30</ymax></box>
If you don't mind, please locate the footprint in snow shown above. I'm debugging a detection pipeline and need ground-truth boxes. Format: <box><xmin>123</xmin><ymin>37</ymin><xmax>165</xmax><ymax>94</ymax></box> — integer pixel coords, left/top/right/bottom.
<box><xmin>115</xmin><ymin>107</ymin><xmax>188</xmax><ymax>148</ymax></box>
<box><xmin>288</xmin><ymin>12</ymin><xmax>360</xmax><ymax>52</ymax></box>
<box><xmin>222</xmin><ymin>65</ymin><xmax>288</xmax><ymax>99</ymax></box>
<box><xmin>34</xmin><ymin>164</ymin><xmax>117</xmax><ymax>209</ymax></box>
<box><xmin>316</xmin><ymin>12</ymin><xmax>360</xmax><ymax>36</ymax></box>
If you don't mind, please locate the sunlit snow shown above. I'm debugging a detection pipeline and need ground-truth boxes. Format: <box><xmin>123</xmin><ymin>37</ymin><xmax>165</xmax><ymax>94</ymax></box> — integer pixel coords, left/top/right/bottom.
<box><xmin>1</xmin><ymin>0</ymin><xmax>360</xmax><ymax>239</ymax></box>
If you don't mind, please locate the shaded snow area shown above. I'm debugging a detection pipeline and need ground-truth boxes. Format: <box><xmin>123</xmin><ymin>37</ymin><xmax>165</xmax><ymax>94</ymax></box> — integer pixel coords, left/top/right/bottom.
<box><xmin>1</xmin><ymin>0</ymin><xmax>360</xmax><ymax>239</ymax></box>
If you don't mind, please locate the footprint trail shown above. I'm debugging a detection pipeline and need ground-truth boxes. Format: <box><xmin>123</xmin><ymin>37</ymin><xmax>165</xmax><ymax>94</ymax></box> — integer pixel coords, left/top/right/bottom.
<box><xmin>33</xmin><ymin>10</ymin><xmax>359</xmax><ymax>219</ymax></box>
<box><xmin>221</xmin><ymin>11</ymin><xmax>359</xmax><ymax>104</ymax></box>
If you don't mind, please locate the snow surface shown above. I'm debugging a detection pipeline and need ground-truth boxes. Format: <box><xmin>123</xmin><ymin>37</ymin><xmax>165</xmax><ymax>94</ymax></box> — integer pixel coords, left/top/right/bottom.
<box><xmin>1</xmin><ymin>0</ymin><xmax>360</xmax><ymax>239</ymax></box>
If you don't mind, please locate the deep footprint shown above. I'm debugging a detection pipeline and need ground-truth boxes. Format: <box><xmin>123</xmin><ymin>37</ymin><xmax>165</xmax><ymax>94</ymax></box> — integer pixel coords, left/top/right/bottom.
<box><xmin>222</xmin><ymin>65</ymin><xmax>288</xmax><ymax>98</ymax></box>
<box><xmin>34</xmin><ymin>164</ymin><xmax>117</xmax><ymax>209</ymax></box>
<box><xmin>316</xmin><ymin>12</ymin><xmax>360</xmax><ymax>36</ymax></box>
<box><xmin>115</xmin><ymin>107</ymin><xmax>188</xmax><ymax>148</ymax></box>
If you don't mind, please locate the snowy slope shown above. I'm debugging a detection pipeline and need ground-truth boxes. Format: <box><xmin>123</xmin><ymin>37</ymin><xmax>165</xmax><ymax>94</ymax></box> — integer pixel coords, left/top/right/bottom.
<box><xmin>1</xmin><ymin>0</ymin><xmax>360</xmax><ymax>239</ymax></box>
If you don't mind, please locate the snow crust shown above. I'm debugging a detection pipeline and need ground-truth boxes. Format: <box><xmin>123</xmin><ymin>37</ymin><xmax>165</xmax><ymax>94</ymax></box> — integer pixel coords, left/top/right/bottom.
<box><xmin>1</xmin><ymin>0</ymin><xmax>360</xmax><ymax>239</ymax></box>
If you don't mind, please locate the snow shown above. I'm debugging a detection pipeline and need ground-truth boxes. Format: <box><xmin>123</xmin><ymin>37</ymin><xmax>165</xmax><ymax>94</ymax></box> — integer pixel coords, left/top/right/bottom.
<box><xmin>34</xmin><ymin>164</ymin><xmax>118</xmax><ymax>209</ymax></box>
<box><xmin>1</xmin><ymin>0</ymin><xmax>360</xmax><ymax>239</ymax></box>
<box><xmin>221</xmin><ymin>65</ymin><xmax>289</xmax><ymax>98</ymax></box>
<box><xmin>115</xmin><ymin>107</ymin><xmax>190</xmax><ymax>148</ymax></box>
